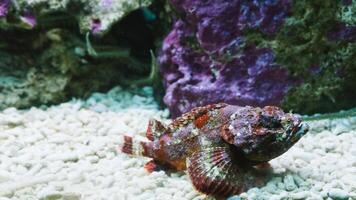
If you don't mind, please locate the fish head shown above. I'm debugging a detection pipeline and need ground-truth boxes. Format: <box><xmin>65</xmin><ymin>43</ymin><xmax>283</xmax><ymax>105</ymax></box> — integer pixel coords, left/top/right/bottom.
<box><xmin>221</xmin><ymin>106</ymin><xmax>309</xmax><ymax>162</ymax></box>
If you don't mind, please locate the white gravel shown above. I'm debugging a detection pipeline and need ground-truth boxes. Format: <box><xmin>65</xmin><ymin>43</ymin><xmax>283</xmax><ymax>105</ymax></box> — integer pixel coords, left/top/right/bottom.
<box><xmin>0</xmin><ymin>86</ymin><xmax>355</xmax><ymax>200</ymax></box>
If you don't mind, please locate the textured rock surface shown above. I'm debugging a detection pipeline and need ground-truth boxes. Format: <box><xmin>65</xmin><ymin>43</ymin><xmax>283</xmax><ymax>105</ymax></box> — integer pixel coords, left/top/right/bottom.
<box><xmin>0</xmin><ymin>87</ymin><xmax>355</xmax><ymax>200</ymax></box>
<box><xmin>1</xmin><ymin>0</ymin><xmax>152</xmax><ymax>33</ymax></box>
<box><xmin>0</xmin><ymin>29</ymin><xmax>142</xmax><ymax>110</ymax></box>
<box><xmin>159</xmin><ymin>0</ymin><xmax>356</xmax><ymax>118</ymax></box>
<box><xmin>0</xmin><ymin>0</ymin><xmax>169</xmax><ymax>110</ymax></box>
<box><xmin>159</xmin><ymin>19</ymin><xmax>297</xmax><ymax>118</ymax></box>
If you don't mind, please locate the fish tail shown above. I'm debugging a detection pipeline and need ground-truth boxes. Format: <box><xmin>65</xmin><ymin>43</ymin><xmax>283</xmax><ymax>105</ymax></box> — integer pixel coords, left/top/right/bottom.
<box><xmin>121</xmin><ymin>135</ymin><xmax>154</xmax><ymax>158</ymax></box>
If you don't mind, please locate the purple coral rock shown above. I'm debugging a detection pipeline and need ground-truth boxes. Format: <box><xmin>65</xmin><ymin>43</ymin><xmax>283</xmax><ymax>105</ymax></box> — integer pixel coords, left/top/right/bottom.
<box><xmin>91</xmin><ymin>19</ymin><xmax>102</xmax><ymax>34</ymax></box>
<box><xmin>327</xmin><ymin>23</ymin><xmax>356</xmax><ymax>42</ymax></box>
<box><xmin>20</xmin><ymin>11</ymin><xmax>37</xmax><ymax>28</ymax></box>
<box><xmin>342</xmin><ymin>0</ymin><xmax>352</xmax><ymax>6</ymax></box>
<box><xmin>100</xmin><ymin>0</ymin><xmax>114</xmax><ymax>10</ymax></box>
<box><xmin>160</xmin><ymin>19</ymin><xmax>297</xmax><ymax>118</ymax></box>
<box><xmin>169</xmin><ymin>0</ymin><xmax>291</xmax><ymax>53</ymax></box>
<box><xmin>160</xmin><ymin>0</ymin><xmax>295</xmax><ymax>118</ymax></box>
<box><xmin>0</xmin><ymin>0</ymin><xmax>10</xmax><ymax>17</ymax></box>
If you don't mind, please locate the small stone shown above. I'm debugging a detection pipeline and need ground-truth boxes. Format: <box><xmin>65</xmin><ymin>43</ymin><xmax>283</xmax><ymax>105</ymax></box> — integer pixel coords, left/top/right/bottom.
<box><xmin>284</xmin><ymin>174</ymin><xmax>297</xmax><ymax>191</ymax></box>
<box><xmin>238</xmin><ymin>193</ymin><xmax>248</xmax><ymax>199</ymax></box>
<box><xmin>270</xmin><ymin>191</ymin><xmax>288</xmax><ymax>200</ymax></box>
<box><xmin>227</xmin><ymin>195</ymin><xmax>241</xmax><ymax>200</ymax></box>
<box><xmin>39</xmin><ymin>192</ymin><xmax>80</xmax><ymax>200</ymax></box>
<box><xmin>349</xmin><ymin>192</ymin><xmax>356</xmax><ymax>199</ymax></box>
<box><xmin>333</xmin><ymin>123</ymin><xmax>349</xmax><ymax>135</ymax></box>
<box><xmin>290</xmin><ymin>191</ymin><xmax>310</xmax><ymax>199</ymax></box>
<box><xmin>0</xmin><ymin>170</ymin><xmax>13</xmax><ymax>183</ymax></box>
<box><xmin>277</xmin><ymin>182</ymin><xmax>286</xmax><ymax>190</ymax></box>
<box><xmin>312</xmin><ymin>181</ymin><xmax>325</xmax><ymax>192</ymax></box>
<box><xmin>293</xmin><ymin>174</ymin><xmax>308</xmax><ymax>187</ymax></box>
<box><xmin>309</xmin><ymin>193</ymin><xmax>324</xmax><ymax>200</ymax></box>
<box><xmin>14</xmin><ymin>165</ymin><xmax>28</xmax><ymax>174</ymax></box>
<box><xmin>264</xmin><ymin>182</ymin><xmax>281</xmax><ymax>194</ymax></box>
<box><xmin>321</xmin><ymin>190</ymin><xmax>329</xmax><ymax>198</ymax></box>
<box><xmin>47</xmin><ymin>153</ymin><xmax>79</xmax><ymax>163</ymax></box>
<box><xmin>328</xmin><ymin>188</ymin><xmax>349</xmax><ymax>200</ymax></box>
<box><xmin>86</xmin><ymin>155</ymin><xmax>99</xmax><ymax>163</ymax></box>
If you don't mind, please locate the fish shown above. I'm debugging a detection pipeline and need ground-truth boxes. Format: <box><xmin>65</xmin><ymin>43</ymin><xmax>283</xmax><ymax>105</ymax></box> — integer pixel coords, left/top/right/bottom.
<box><xmin>121</xmin><ymin>103</ymin><xmax>309</xmax><ymax>197</ymax></box>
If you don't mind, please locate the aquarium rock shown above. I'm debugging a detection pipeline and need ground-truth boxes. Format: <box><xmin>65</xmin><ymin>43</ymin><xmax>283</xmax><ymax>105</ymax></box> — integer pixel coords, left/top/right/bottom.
<box><xmin>0</xmin><ymin>0</ymin><xmax>166</xmax><ymax>109</ymax></box>
<box><xmin>2</xmin><ymin>0</ymin><xmax>153</xmax><ymax>33</ymax></box>
<box><xmin>0</xmin><ymin>33</ymin><xmax>136</xmax><ymax>110</ymax></box>
<box><xmin>159</xmin><ymin>0</ymin><xmax>356</xmax><ymax>118</ymax></box>
<box><xmin>159</xmin><ymin>19</ymin><xmax>296</xmax><ymax>118</ymax></box>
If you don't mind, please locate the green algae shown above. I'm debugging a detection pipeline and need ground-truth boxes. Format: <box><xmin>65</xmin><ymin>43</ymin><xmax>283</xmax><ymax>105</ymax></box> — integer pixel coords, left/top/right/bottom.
<box><xmin>244</xmin><ymin>0</ymin><xmax>356</xmax><ymax>114</ymax></box>
<box><xmin>338</xmin><ymin>0</ymin><xmax>356</xmax><ymax>25</ymax></box>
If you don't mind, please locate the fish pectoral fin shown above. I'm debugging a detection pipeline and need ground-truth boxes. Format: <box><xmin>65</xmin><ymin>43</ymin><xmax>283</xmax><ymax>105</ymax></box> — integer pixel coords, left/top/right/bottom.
<box><xmin>186</xmin><ymin>146</ymin><xmax>266</xmax><ymax>197</ymax></box>
<box><xmin>146</xmin><ymin>119</ymin><xmax>168</xmax><ymax>141</ymax></box>
<box><xmin>186</xmin><ymin>146</ymin><xmax>242</xmax><ymax>196</ymax></box>
<box><xmin>144</xmin><ymin>160</ymin><xmax>171</xmax><ymax>173</ymax></box>
<box><xmin>144</xmin><ymin>159</ymin><xmax>183</xmax><ymax>173</ymax></box>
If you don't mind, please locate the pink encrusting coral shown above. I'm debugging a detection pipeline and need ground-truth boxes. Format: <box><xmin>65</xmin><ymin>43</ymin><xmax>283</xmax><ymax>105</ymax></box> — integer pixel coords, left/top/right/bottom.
<box><xmin>91</xmin><ymin>19</ymin><xmax>102</xmax><ymax>34</ymax></box>
<box><xmin>100</xmin><ymin>0</ymin><xmax>114</xmax><ymax>10</ymax></box>
<box><xmin>0</xmin><ymin>0</ymin><xmax>10</xmax><ymax>17</ymax></box>
<box><xmin>0</xmin><ymin>2</ymin><xmax>37</xmax><ymax>28</ymax></box>
<box><xmin>20</xmin><ymin>10</ymin><xmax>37</xmax><ymax>28</ymax></box>
<box><xmin>121</xmin><ymin>103</ymin><xmax>308</xmax><ymax>197</ymax></box>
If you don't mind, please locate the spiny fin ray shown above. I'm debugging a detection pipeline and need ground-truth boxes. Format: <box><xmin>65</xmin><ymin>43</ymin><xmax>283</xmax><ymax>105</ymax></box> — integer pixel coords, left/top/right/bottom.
<box><xmin>186</xmin><ymin>146</ymin><xmax>266</xmax><ymax>197</ymax></box>
<box><xmin>146</xmin><ymin>119</ymin><xmax>168</xmax><ymax>141</ymax></box>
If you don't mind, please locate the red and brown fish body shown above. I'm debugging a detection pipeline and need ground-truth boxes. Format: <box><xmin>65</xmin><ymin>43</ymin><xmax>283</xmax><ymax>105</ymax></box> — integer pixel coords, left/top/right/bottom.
<box><xmin>123</xmin><ymin>103</ymin><xmax>228</xmax><ymax>170</ymax></box>
<box><xmin>121</xmin><ymin>103</ymin><xmax>308</xmax><ymax>197</ymax></box>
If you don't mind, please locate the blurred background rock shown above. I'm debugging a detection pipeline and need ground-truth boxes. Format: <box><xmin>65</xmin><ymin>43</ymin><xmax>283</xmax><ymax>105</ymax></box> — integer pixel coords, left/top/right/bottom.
<box><xmin>0</xmin><ymin>0</ymin><xmax>170</xmax><ymax>109</ymax></box>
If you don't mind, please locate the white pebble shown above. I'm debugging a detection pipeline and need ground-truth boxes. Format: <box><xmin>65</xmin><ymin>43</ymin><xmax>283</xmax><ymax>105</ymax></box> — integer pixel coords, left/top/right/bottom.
<box><xmin>284</xmin><ymin>174</ymin><xmax>297</xmax><ymax>191</ymax></box>
<box><xmin>290</xmin><ymin>191</ymin><xmax>310</xmax><ymax>199</ymax></box>
<box><xmin>0</xmin><ymin>170</ymin><xmax>13</xmax><ymax>183</ymax></box>
<box><xmin>328</xmin><ymin>188</ymin><xmax>349</xmax><ymax>200</ymax></box>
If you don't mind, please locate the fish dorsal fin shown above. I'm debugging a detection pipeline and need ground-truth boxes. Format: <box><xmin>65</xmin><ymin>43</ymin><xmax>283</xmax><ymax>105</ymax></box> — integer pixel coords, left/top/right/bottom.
<box><xmin>186</xmin><ymin>146</ymin><xmax>266</xmax><ymax>197</ymax></box>
<box><xmin>169</xmin><ymin>103</ymin><xmax>228</xmax><ymax>131</ymax></box>
<box><xmin>146</xmin><ymin>119</ymin><xmax>168</xmax><ymax>141</ymax></box>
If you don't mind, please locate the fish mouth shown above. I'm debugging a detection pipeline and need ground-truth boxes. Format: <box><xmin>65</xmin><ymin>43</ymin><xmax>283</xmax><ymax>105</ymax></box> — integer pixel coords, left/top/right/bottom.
<box><xmin>290</xmin><ymin>122</ymin><xmax>309</xmax><ymax>142</ymax></box>
<box><xmin>296</xmin><ymin>122</ymin><xmax>309</xmax><ymax>136</ymax></box>
<box><xmin>286</xmin><ymin>121</ymin><xmax>309</xmax><ymax>143</ymax></box>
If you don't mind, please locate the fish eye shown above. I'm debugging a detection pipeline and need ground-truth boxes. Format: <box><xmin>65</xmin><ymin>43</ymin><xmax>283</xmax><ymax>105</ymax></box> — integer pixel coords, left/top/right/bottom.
<box><xmin>260</xmin><ymin>115</ymin><xmax>281</xmax><ymax>129</ymax></box>
<box><xmin>281</xmin><ymin>117</ymin><xmax>292</xmax><ymax>126</ymax></box>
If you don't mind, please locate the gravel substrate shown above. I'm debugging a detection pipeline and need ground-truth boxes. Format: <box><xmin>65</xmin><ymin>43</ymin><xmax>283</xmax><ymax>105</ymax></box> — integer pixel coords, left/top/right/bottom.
<box><xmin>0</xmin><ymin>87</ymin><xmax>355</xmax><ymax>200</ymax></box>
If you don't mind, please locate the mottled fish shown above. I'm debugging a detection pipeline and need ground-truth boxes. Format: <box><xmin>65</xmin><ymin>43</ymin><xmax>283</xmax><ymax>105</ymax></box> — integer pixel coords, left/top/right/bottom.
<box><xmin>121</xmin><ymin>103</ymin><xmax>308</xmax><ymax>197</ymax></box>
